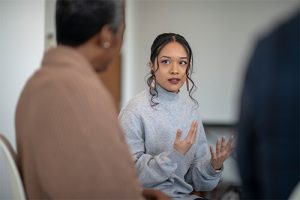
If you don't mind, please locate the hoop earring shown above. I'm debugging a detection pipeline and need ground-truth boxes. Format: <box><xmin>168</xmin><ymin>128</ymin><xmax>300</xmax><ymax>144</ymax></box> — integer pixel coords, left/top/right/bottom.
<box><xmin>102</xmin><ymin>42</ymin><xmax>111</xmax><ymax>49</ymax></box>
<box><xmin>150</xmin><ymin>77</ymin><xmax>156</xmax><ymax>91</ymax></box>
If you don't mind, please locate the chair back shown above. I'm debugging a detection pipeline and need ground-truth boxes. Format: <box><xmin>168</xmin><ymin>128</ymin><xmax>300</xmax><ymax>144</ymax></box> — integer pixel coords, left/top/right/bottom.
<box><xmin>0</xmin><ymin>134</ymin><xmax>26</xmax><ymax>200</ymax></box>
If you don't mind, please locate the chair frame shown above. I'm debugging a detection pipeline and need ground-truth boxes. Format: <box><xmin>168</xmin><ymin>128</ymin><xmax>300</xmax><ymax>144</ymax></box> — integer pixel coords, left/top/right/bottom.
<box><xmin>0</xmin><ymin>134</ymin><xmax>26</xmax><ymax>200</ymax></box>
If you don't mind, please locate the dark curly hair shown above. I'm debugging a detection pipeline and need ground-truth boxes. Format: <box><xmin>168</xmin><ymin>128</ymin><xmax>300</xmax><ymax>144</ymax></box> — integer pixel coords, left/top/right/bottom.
<box><xmin>147</xmin><ymin>33</ymin><xmax>198</xmax><ymax>107</ymax></box>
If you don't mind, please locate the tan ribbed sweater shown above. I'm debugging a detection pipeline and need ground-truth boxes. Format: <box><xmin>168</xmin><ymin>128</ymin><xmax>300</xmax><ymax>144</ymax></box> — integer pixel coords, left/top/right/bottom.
<box><xmin>15</xmin><ymin>46</ymin><xmax>143</xmax><ymax>199</ymax></box>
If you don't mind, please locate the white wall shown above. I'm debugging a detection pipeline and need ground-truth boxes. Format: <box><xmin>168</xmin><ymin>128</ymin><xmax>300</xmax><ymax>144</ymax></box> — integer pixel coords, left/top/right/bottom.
<box><xmin>122</xmin><ymin>0</ymin><xmax>299</xmax><ymax>123</ymax></box>
<box><xmin>122</xmin><ymin>0</ymin><xmax>137</xmax><ymax>106</ymax></box>
<box><xmin>45</xmin><ymin>0</ymin><xmax>56</xmax><ymax>50</ymax></box>
<box><xmin>0</xmin><ymin>0</ymin><xmax>45</xmax><ymax>148</ymax></box>
<box><xmin>3</xmin><ymin>0</ymin><xmax>297</xmax><ymax>147</ymax></box>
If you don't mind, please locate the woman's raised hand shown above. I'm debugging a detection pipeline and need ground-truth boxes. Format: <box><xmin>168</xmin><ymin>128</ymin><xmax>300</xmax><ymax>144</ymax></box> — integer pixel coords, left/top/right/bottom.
<box><xmin>209</xmin><ymin>136</ymin><xmax>234</xmax><ymax>170</ymax></box>
<box><xmin>173</xmin><ymin>121</ymin><xmax>198</xmax><ymax>156</ymax></box>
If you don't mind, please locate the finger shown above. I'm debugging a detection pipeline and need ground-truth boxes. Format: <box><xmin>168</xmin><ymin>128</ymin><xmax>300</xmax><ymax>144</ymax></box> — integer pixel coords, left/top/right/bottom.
<box><xmin>228</xmin><ymin>137</ymin><xmax>235</xmax><ymax>152</ymax></box>
<box><xmin>224</xmin><ymin>147</ymin><xmax>234</xmax><ymax>160</ymax></box>
<box><xmin>224</xmin><ymin>136</ymin><xmax>235</xmax><ymax>157</ymax></box>
<box><xmin>228</xmin><ymin>135</ymin><xmax>234</xmax><ymax>145</ymax></box>
<box><xmin>191</xmin><ymin>121</ymin><xmax>198</xmax><ymax>144</ymax></box>
<box><xmin>175</xmin><ymin>129</ymin><xmax>182</xmax><ymax>141</ymax></box>
<box><xmin>209</xmin><ymin>145</ymin><xmax>215</xmax><ymax>160</ymax></box>
<box><xmin>221</xmin><ymin>136</ymin><xmax>226</xmax><ymax>152</ymax></box>
<box><xmin>216</xmin><ymin>138</ymin><xmax>221</xmax><ymax>156</ymax></box>
<box><xmin>187</xmin><ymin>121</ymin><xmax>196</xmax><ymax>140</ymax></box>
<box><xmin>225</xmin><ymin>135</ymin><xmax>235</xmax><ymax>151</ymax></box>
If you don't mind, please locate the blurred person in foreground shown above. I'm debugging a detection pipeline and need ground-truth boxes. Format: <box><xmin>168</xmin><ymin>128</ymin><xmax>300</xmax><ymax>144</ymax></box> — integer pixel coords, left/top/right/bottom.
<box><xmin>237</xmin><ymin>10</ymin><xmax>299</xmax><ymax>199</ymax></box>
<box><xmin>15</xmin><ymin>0</ymin><xmax>169</xmax><ymax>199</ymax></box>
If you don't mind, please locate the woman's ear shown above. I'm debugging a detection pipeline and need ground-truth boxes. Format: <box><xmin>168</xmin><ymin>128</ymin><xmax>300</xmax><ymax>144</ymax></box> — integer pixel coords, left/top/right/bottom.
<box><xmin>96</xmin><ymin>25</ymin><xmax>113</xmax><ymax>49</ymax></box>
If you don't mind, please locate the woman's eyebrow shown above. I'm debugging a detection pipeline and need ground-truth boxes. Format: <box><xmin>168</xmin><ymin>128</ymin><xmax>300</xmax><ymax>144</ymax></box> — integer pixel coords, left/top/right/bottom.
<box><xmin>160</xmin><ymin>56</ymin><xmax>188</xmax><ymax>59</ymax></box>
<box><xmin>160</xmin><ymin>56</ymin><xmax>171</xmax><ymax>59</ymax></box>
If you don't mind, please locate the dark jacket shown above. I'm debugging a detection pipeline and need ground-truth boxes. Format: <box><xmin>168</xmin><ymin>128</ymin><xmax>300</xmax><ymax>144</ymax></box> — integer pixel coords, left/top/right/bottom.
<box><xmin>237</xmin><ymin>11</ymin><xmax>300</xmax><ymax>199</ymax></box>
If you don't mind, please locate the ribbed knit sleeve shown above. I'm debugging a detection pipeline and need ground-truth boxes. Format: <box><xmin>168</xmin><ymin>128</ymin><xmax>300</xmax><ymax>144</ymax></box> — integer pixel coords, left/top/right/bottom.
<box><xmin>119</xmin><ymin>110</ymin><xmax>185</xmax><ymax>188</ymax></box>
<box><xmin>184</xmin><ymin>118</ymin><xmax>222</xmax><ymax>191</ymax></box>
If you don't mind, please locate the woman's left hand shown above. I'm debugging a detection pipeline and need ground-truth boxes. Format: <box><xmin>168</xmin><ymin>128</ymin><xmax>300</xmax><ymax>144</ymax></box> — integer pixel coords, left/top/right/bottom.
<box><xmin>209</xmin><ymin>136</ymin><xmax>234</xmax><ymax>170</ymax></box>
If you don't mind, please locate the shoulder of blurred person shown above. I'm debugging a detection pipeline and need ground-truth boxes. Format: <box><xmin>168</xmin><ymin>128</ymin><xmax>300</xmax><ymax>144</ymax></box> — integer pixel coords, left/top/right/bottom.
<box><xmin>237</xmin><ymin>10</ymin><xmax>299</xmax><ymax>199</ymax></box>
<box><xmin>15</xmin><ymin>0</ymin><xmax>151</xmax><ymax>199</ymax></box>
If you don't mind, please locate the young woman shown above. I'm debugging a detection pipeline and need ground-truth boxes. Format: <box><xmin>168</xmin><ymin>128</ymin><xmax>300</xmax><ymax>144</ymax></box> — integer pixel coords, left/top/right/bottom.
<box><xmin>119</xmin><ymin>33</ymin><xmax>234</xmax><ymax>200</ymax></box>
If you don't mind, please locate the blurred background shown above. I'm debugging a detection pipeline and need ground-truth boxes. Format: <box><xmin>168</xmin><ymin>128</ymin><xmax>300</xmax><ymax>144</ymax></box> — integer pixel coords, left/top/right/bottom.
<box><xmin>0</xmin><ymin>0</ymin><xmax>299</xmax><ymax>197</ymax></box>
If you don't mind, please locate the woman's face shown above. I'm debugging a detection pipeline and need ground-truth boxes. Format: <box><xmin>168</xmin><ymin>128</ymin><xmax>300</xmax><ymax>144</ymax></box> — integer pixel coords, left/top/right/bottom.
<box><xmin>152</xmin><ymin>41</ymin><xmax>189</xmax><ymax>93</ymax></box>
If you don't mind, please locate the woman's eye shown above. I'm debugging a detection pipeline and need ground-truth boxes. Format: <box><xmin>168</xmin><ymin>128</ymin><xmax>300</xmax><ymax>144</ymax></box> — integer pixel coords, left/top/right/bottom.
<box><xmin>179</xmin><ymin>60</ymin><xmax>188</xmax><ymax>65</ymax></box>
<box><xmin>161</xmin><ymin>60</ymin><xmax>170</xmax><ymax>64</ymax></box>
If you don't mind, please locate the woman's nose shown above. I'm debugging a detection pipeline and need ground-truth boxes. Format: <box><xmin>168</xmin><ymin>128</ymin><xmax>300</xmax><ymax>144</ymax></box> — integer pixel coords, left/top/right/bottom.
<box><xmin>170</xmin><ymin>63</ymin><xmax>179</xmax><ymax>74</ymax></box>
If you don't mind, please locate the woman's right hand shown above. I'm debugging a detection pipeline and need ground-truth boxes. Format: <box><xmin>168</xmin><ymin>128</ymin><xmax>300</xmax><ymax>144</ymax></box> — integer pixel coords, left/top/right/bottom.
<box><xmin>173</xmin><ymin>121</ymin><xmax>198</xmax><ymax>155</ymax></box>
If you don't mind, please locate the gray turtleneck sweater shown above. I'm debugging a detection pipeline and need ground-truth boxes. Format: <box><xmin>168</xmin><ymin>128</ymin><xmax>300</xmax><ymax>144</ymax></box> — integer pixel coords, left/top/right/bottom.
<box><xmin>119</xmin><ymin>86</ymin><xmax>222</xmax><ymax>200</ymax></box>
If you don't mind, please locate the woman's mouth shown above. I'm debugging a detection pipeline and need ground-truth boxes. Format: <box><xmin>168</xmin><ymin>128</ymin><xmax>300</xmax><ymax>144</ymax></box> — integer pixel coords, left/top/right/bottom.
<box><xmin>168</xmin><ymin>78</ymin><xmax>180</xmax><ymax>84</ymax></box>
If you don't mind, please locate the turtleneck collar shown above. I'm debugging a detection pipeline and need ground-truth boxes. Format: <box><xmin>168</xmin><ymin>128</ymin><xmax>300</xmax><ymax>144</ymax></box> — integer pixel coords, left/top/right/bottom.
<box><xmin>155</xmin><ymin>84</ymin><xmax>180</xmax><ymax>102</ymax></box>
